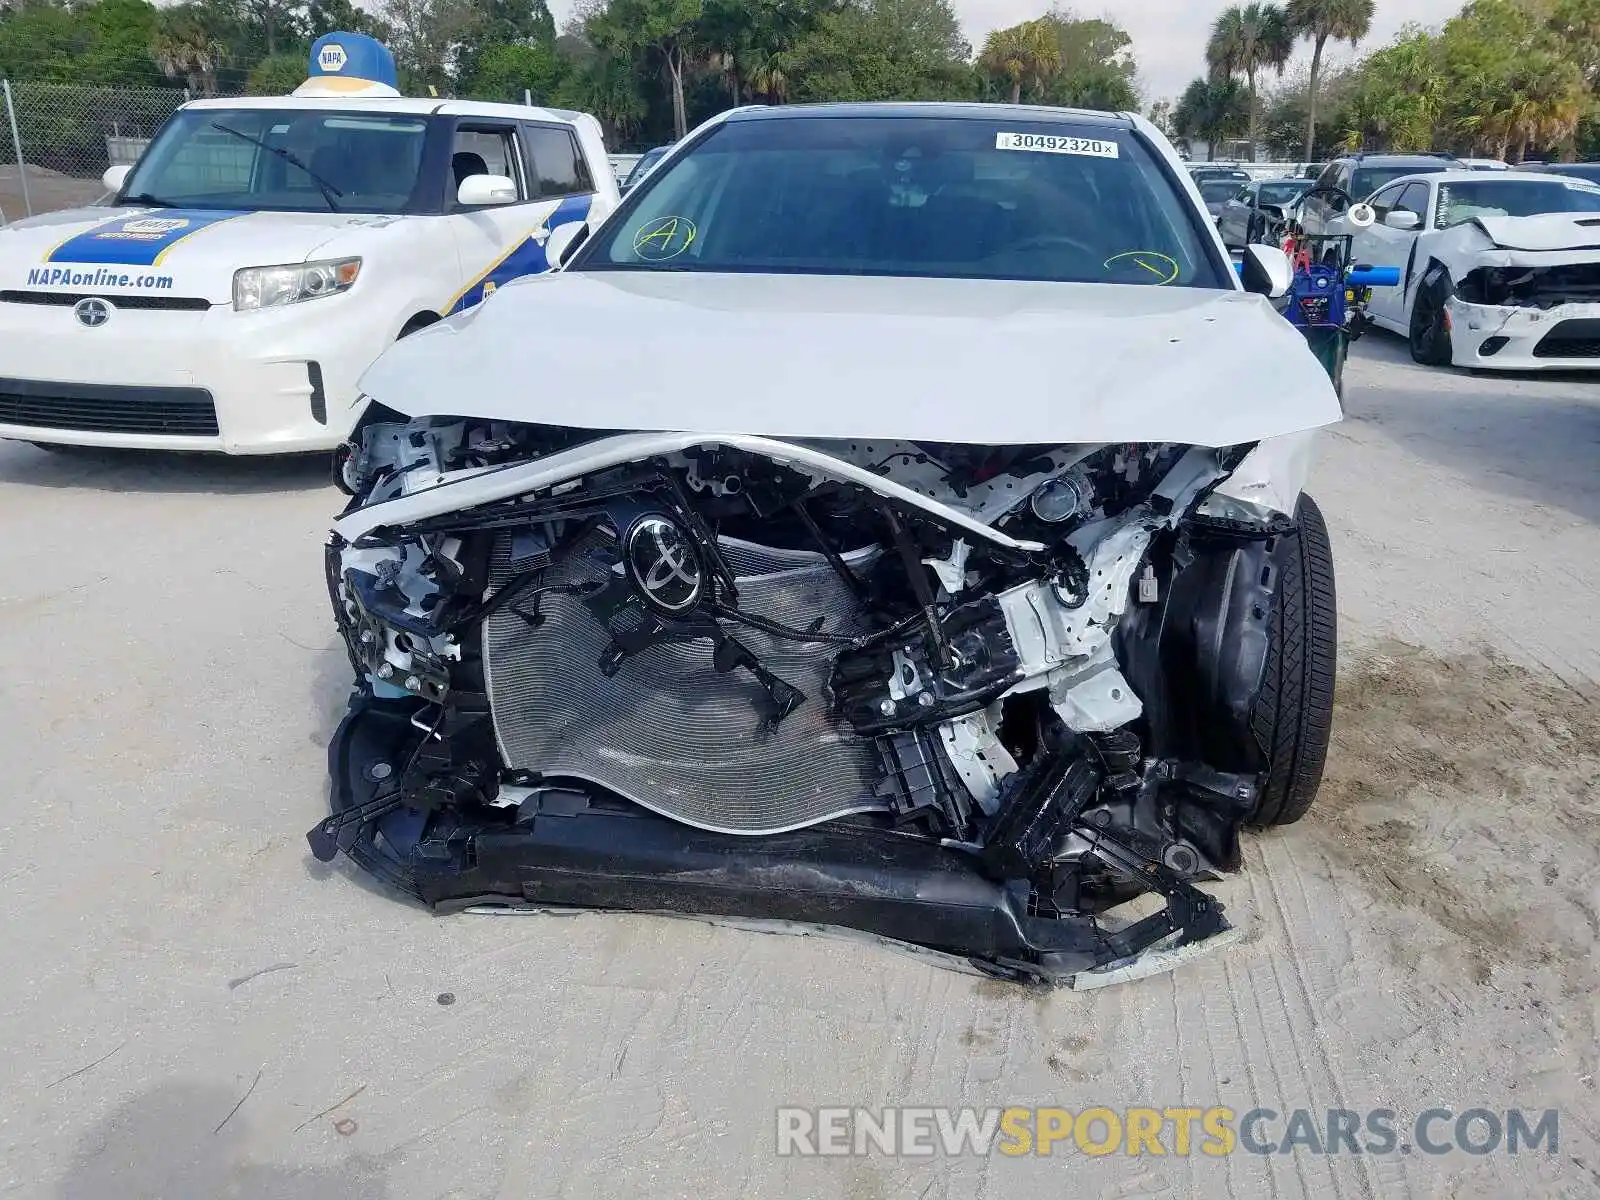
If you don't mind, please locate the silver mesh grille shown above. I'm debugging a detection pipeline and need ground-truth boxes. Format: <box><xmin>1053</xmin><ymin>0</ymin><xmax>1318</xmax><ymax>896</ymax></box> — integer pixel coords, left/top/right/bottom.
<box><xmin>482</xmin><ymin>530</ymin><xmax>888</xmax><ymax>834</ymax></box>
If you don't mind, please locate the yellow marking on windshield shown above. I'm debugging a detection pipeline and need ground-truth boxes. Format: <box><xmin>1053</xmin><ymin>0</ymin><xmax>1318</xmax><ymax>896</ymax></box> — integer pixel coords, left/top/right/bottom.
<box><xmin>1104</xmin><ymin>251</ymin><xmax>1180</xmax><ymax>285</ymax></box>
<box><xmin>632</xmin><ymin>215</ymin><xmax>697</xmax><ymax>261</ymax></box>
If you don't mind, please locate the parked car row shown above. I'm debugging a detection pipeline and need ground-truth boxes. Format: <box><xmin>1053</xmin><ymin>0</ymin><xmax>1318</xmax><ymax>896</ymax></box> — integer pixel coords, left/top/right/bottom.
<box><xmin>1187</xmin><ymin>150</ymin><xmax>1600</xmax><ymax>373</ymax></box>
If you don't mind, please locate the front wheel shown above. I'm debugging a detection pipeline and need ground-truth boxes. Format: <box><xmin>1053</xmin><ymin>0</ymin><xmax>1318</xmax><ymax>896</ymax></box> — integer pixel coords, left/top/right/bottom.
<box><xmin>1409</xmin><ymin>271</ymin><xmax>1454</xmax><ymax>365</ymax></box>
<box><xmin>1247</xmin><ymin>493</ymin><xmax>1337</xmax><ymax>828</ymax></box>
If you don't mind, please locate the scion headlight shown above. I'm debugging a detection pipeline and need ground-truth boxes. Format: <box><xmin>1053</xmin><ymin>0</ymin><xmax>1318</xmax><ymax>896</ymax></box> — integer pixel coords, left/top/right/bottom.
<box><xmin>233</xmin><ymin>257</ymin><xmax>361</xmax><ymax>311</ymax></box>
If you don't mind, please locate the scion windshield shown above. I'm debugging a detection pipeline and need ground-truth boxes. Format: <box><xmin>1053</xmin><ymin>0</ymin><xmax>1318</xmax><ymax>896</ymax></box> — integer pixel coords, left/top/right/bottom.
<box><xmin>119</xmin><ymin>108</ymin><xmax>431</xmax><ymax>213</ymax></box>
<box><xmin>581</xmin><ymin>116</ymin><xmax>1228</xmax><ymax>288</ymax></box>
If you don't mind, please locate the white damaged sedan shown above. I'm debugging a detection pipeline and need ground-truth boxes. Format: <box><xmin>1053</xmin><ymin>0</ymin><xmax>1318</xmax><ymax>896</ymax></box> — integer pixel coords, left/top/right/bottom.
<box><xmin>314</xmin><ymin>103</ymin><xmax>1341</xmax><ymax>985</ymax></box>
<box><xmin>1337</xmin><ymin>169</ymin><xmax>1600</xmax><ymax>369</ymax></box>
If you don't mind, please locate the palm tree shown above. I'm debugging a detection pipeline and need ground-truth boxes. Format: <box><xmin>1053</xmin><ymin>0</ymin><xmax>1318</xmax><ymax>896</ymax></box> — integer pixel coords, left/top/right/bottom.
<box><xmin>979</xmin><ymin>19</ymin><xmax>1062</xmax><ymax>105</ymax></box>
<box><xmin>1174</xmin><ymin>76</ymin><xmax>1250</xmax><ymax>159</ymax></box>
<box><xmin>1206</xmin><ymin>3</ymin><xmax>1294</xmax><ymax>160</ymax></box>
<box><xmin>150</xmin><ymin>19</ymin><xmax>225</xmax><ymax>96</ymax></box>
<box><xmin>1506</xmin><ymin>54</ymin><xmax>1589</xmax><ymax>161</ymax></box>
<box><xmin>1285</xmin><ymin>0</ymin><xmax>1374</xmax><ymax>160</ymax></box>
<box><xmin>745</xmin><ymin>47</ymin><xmax>790</xmax><ymax>104</ymax></box>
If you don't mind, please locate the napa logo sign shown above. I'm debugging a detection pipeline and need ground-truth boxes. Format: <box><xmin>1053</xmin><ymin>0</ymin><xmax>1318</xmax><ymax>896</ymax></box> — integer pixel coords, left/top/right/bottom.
<box><xmin>294</xmin><ymin>32</ymin><xmax>400</xmax><ymax>97</ymax></box>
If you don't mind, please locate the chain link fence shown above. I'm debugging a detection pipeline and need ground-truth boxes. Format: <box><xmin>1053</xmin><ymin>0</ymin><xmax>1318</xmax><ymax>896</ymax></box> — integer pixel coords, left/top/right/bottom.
<box><xmin>0</xmin><ymin>82</ymin><xmax>245</xmax><ymax>221</ymax></box>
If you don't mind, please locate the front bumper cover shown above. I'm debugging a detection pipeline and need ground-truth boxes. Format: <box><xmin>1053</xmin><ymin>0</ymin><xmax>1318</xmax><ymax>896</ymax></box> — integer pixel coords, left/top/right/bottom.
<box><xmin>314</xmin><ymin>696</ymin><xmax>1233</xmax><ymax>985</ymax></box>
<box><xmin>1447</xmin><ymin>297</ymin><xmax>1600</xmax><ymax>370</ymax></box>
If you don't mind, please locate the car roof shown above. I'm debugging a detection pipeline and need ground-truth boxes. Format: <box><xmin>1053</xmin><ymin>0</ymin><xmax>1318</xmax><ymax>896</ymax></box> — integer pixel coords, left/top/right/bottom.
<box><xmin>1523</xmin><ymin>161</ymin><xmax>1600</xmax><ymax>175</ymax></box>
<box><xmin>181</xmin><ymin>95</ymin><xmax>582</xmax><ymax>124</ymax></box>
<box><xmin>1375</xmin><ymin>168</ymin><xmax>1594</xmax><ymax>188</ymax></box>
<box><xmin>1336</xmin><ymin>156</ymin><xmax>1463</xmax><ymax>172</ymax></box>
<box><xmin>721</xmin><ymin>101</ymin><xmax>1133</xmax><ymax>128</ymax></box>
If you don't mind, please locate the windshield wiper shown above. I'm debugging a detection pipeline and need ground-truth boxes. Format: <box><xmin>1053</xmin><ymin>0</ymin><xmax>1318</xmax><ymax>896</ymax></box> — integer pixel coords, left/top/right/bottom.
<box><xmin>208</xmin><ymin>121</ymin><xmax>343</xmax><ymax>211</ymax></box>
<box><xmin>120</xmin><ymin>192</ymin><xmax>176</xmax><ymax>208</ymax></box>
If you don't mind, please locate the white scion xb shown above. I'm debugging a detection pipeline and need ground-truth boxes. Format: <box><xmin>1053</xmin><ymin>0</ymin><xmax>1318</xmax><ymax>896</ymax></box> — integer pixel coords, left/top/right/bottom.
<box><xmin>0</xmin><ymin>33</ymin><xmax>618</xmax><ymax>454</ymax></box>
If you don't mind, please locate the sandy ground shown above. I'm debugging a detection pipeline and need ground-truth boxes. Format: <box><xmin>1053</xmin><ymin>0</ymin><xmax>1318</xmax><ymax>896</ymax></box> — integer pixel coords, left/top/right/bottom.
<box><xmin>0</xmin><ymin>165</ymin><xmax>106</xmax><ymax>222</ymax></box>
<box><xmin>0</xmin><ymin>330</ymin><xmax>1597</xmax><ymax>1198</ymax></box>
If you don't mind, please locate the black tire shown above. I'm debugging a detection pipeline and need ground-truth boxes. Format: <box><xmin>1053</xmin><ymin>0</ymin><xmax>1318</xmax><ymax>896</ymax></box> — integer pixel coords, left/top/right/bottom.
<box><xmin>1247</xmin><ymin>493</ymin><xmax>1337</xmax><ymax>828</ymax></box>
<box><xmin>1409</xmin><ymin>271</ymin><xmax>1453</xmax><ymax>365</ymax></box>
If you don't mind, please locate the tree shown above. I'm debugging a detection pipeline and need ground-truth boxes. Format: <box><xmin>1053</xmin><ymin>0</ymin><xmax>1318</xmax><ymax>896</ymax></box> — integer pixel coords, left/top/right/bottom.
<box><xmin>979</xmin><ymin>19</ymin><xmax>1060</xmax><ymax>105</ymax></box>
<box><xmin>554</xmin><ymin>49</ymin><xmax>647</xmax><ymax>142</ymax></box>
<box><xmin>465</xmin><ymin>40</ymin><xmax>566</xmax><ymax>102</ymax></box>
<box><xmin>1339</xmin><ymin>28</ymin><xmax>1446</xmax><ymax>151</ymax></box>
<box><xmin>1260</xmin><ymin>62</ymin><xmax>1354</xmax><ymax>157</ymax></box>
<box><xmin>1148</xmin><ymin>98</ymin><xmax>1174</xmax><ymax>137</ymax></box>
<box><xmin>587</xmin><ymin>0</ymin><xmax>703</xmax><ymax>141</ymax></box>
<box><xmin>380</xmin><ymin>0</ymin><xmax>484</xmax><ymax>92</ymax></box>
<box><xmin>151</xmin><ymin>10</ymin><xmax>225</xmax><ymax>94</ymax></box>
<box><xmin>306</xmin><ymin>0</ymin><xmax>392</xmax><ymax>40</ymax></box>
<box><xmin>1174</xmin><ymin>75</ymin><xmax>1249</xmax><ymax>158</ymax></box>
<box><xmin>1505</xmin><ymin>51</ymin><xmax>1588</xmax><ymax>161</ymax></box>
<box><xmin>245</xmin><ymin>51</ymin><xmax>307</xmax><ymax>93</ymax></box>
<box><xmin>1285</xmin><ymin>0</ymin><xmax>1373</xmax><ymax>160</ymax></box>
<box><xmin>1206</xmin><ymin>2</ymin><xmax>1293</xmax><ymax>159</ymax></box>
<box><xmin>1034</xmin><ymin>10</ymin><xmax>1140</xmax><ymax>112</ymax></box>
<box><xmin>784</xmin><ymin>0</ymin><xmax>971</xmax><ymax>104</ymax></box>
<box><xmin>455</xmin><ymin>0</ymin><xmax>558</xmax><ymax>95</ymax></box>
<box><xmin>237</xmin><ymin>0</ymin><xmax>305</xmax><ymax>58</ymax></box>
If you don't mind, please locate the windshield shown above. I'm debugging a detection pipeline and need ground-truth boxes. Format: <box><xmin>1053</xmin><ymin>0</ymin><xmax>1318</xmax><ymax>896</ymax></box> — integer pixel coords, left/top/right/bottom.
<box><xmin>1352</xmin><ymin>164</ymin><xmax>1449</xmax><ymax>198</ymax></box>
<box><xmin>624</xmin><ymin>147</ymin><xmax>669</xmax><ymax>189</ymax></box>
<box><xmin>1437</xmin><ymin>178</ymin><xmax>1600</xmax><ymax>226</ymax></box>
<box><xmin>1199</xmin><ymin>180</ymin><xmax>1240</xmax><ymax>203</ymax></box>
<box><xmin>1259</xmin><ymin>180</ymin><xmax>1311</xmax><ymax>205</ymax></box>
<box><xmin>120</xmin><ymin>108</ymin><xmax>431</xmax><ymax>213</ymax></box>
<box><xmin>580</xmin><ymin>116</ymin><xmax>1229</xmax><ymax>288</ymax></box>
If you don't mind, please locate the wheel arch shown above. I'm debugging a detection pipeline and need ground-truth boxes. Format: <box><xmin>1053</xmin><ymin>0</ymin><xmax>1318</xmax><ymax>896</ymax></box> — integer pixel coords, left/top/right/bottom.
<box><xmin>397</xmin><ymin>310</ymin><xmax>441</xmax><ymax>340</ymax></box>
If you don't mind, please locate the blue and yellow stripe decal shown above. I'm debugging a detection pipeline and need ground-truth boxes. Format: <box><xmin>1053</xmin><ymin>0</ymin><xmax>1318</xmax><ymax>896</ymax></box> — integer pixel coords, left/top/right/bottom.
<box><xmin>47</xmin><ymin>210</ymin><xmax>249</xmax><ymax>268</ymax></box>
<box><xmin>443</xmin><ymin>195</ymin><xmax>592</xmax><ymax>315</ymax></box>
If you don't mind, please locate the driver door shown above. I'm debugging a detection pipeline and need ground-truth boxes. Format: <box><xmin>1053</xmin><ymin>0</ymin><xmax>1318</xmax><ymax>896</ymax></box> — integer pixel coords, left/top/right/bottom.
<box><xmin>1217</xmin><ymin>184</ymin><xmax>1254</xmax><ymax>247</ymax></box>
<box><xmin>442</xmin><ymin>120</ymin><xmax>598</xmax><ymax>314</ymax></box>
<box><xmin>1359</xmin><ymin>181</ymin><xmax>1428</xmax><ymax>325</ymax></box>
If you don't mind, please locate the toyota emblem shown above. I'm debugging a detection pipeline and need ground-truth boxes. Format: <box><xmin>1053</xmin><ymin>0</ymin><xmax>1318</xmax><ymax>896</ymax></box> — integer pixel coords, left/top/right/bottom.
<box><xmin>73</xmin><ymin>297</ymin><xmax>111</xmax><ymax>328</ymax></box>
<box><xmin>623</xmin><ymin>515</ymin><xmax>704</xmax><ymax>615</ymax></box>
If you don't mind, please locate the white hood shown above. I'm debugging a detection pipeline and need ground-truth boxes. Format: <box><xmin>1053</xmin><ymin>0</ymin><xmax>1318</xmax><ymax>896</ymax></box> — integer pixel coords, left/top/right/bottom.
<box><xmin>358</xmin><ymin>271</ymin><xmax>1341</xmax><ymax>448</ymax></box>
<box><xmin>1468</xmin><ymin>212</ymin><xmax>1600</xmax><ymax>253</ymax></box>
<box><xmin>1</xmin><ymin>206</ymin><xmax>406</xmax><ymax>303</ymax></box>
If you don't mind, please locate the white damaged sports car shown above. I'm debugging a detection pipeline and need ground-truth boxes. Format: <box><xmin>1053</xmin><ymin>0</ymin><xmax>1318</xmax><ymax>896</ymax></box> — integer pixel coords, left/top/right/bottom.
<box><xmin>1335</xmin><ymin>168</ymin><xmax>1600</xmax><ymax>369</ymax></box>
<box><xmin>314</xmin><ymin>103</ymin><xmax>1341</xmax><ymax>985</ymax></box>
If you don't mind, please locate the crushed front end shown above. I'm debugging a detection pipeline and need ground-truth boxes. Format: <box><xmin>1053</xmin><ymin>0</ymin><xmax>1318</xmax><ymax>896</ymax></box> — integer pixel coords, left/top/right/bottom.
<box><xmin>314</xmin><ymin>412</ymin><xmax>1321</xmax><ymax>984</ymax></box>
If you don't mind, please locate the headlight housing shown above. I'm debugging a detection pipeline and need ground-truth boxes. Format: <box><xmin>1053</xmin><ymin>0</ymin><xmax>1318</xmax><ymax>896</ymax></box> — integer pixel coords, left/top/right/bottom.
<box><xmin>233</xmin><ymin>257</ymin><xmax>361</xmax><ymax>311</ymax></box>
<box><xmin>1194</xmin><ymin>431</ymin><xmax>1317</xmax><ymax>526</ymax></box>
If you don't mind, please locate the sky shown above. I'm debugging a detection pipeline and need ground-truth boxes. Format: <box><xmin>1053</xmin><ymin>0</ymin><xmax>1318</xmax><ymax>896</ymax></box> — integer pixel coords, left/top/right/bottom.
<box><xmin>544</xmin><ymin>0</ymin><xmax>1466</xmax><ymax>105</ymax></box>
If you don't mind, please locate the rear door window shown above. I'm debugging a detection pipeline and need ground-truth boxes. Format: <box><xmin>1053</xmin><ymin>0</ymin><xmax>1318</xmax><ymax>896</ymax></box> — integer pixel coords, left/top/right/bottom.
<box><xmin>521</xmin><ymin>125</ymin><xmax>594</xmax><ymax>199</ymax></box>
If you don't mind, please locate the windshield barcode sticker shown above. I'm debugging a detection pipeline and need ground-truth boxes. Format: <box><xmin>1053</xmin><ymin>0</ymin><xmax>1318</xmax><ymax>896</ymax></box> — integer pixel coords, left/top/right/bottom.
<box><xmin>995</xmin><ymin>132</ymin><xmax>1119</xmax><ymax>158</ymax></box>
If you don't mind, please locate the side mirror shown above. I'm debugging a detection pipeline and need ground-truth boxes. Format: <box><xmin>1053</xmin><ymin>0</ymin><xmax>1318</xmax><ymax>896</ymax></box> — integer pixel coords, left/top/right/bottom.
<box><xmin>457</xmin><ymin>174</ymin><xmax>518</xmax><ymax>207</ymax></box>
<box><xmin>545</xmin><ymin>221</ymin><xmax>589</xmax><ymax>270</ymax></box>
<box><xmin>102</xmin><ymin>164</ymin><xmax>131</xmax><ymax>194</ymax></box>
<box><xmin>1241</xmin><ymin>243</ymin><xmax>1294</xmax><ymax>299</ymax></box>
<box><xmin>1382</xmin><ymin>209</ymin><xmax>1420</xmax><ymax>231</ymax></box>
